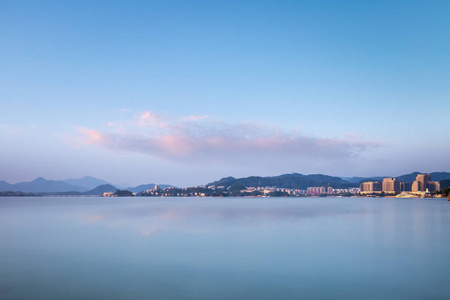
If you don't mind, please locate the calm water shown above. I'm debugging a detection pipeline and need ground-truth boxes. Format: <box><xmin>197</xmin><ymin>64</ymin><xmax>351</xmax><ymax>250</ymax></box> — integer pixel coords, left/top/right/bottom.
<box><xmin>1</xmin><ymin>197</ymin><xmax>449</xmax><ymax>300</ymax></box>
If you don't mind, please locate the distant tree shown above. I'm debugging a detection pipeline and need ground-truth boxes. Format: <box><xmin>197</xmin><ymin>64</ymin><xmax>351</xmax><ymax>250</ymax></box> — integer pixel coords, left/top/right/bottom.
<box><xmin>229</xmin><ymin>184</ymin><xmax>245</xmax><ymax>191</ymax></box>
<box><xmin>440</xmin><ymin>179</ymin><xmax>450</xmax><ymax>190</ymax></box>
<box><xmin>211</xmin><ymin>191</ymin><xmax>228</xmax><ymax>197</ymax></box>
<box><xmin>114</xmin><ymin>190</ymin><xmax>134</xmax><ymax>197</ymax></box>
<box><xmin>270</xmin><ymin>191</ymin><xmax>289</xmax><ymax>197</ymax></box>
<box><xmin>228</xmin><ymin>184</ymin><xmax>245</xmax><ymax>196</ymax></box>
<box><xmin>442</xmin><ymin>187</ymin><xmax>450</xmax><ymax>197</ymax></box>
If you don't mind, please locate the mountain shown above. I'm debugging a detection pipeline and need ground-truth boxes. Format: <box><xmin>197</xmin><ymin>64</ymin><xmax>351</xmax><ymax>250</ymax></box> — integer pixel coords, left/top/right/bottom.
<box><xmin>83</xmin><ymin>184</ymin><xmax>117</xmax><ymax>195</ymax></box>
<box><xmin>342</xmin><ymin>176</ymin><xmax>385</xmax><ymax>184</ymax></box>
<box><xmin>357</xmin><ymin>177</ymin><xmax>386</xmax><ymax>184</ymax></box>
<box><xmin>2</xmin><ymin>177</ymin><xmax>87</xmax><ymax>193</ymax></box>
<box><xmin>0</xmin><ymin>180</ymin><xmax>14</xmax><ymax>191</ymax></box>
<box><xmin>0</xmin><ymin>176</ymin><xmax>175</xmax><ymax>194</ymax></box>
<box><xmin>396</xmin><ymin>172</ymin><xmax>422</xmax><ymax>182</ymax></box>
<box><xmin>126</xmin><ymin>184</ymin><xmax>158</xmax><ymax>193</ymax></box>
<box><xmin>3</xmin><ymin>172</ymin><xmax>449</xmax><ymax>194</ymax></box>
<box><xmin>157</xmin><ymin>184</ymin><xmax>173</xmax><ymax>190</ymax></box>
<box><xmin>126</xmin><ymin>183</ymin><xmax>174</xmax><ymax>193</ymax></box>
<box><xmin>396</xmin><ymin>172</ymin><xmax>450</xmax><ymax>182</ymax></box>
<box><xmin>62</xmin><ymin>176</ymin><xmax>109</xmax><ymax>190</ymax></box>
<box><xmin>440</xmin><ymin>179</ymin><xmax>450</xmax><ymax>190</ymax></box>
<box><xmin>209</xmin><ymin>172</ymin><xmax>450</xmax><ymax>190</ymax></box>
<box><xmin>347</xmin><ymin>172</ymin><xmax>450</xmax><ymax>185</ymax></box>
<box><xmin>114</xmin><ymin>183</ymin><xmax>133</xmax><ymax>189</ymax></box>
<box><xmin>208</xmin><ymin>173</ymin><xmax>357</xmax><ymax>189</ymax></box>
<box><xmin>427</xmin><ymin>172</ymin><xmax>450</xmax><ymax>181</ymax></box>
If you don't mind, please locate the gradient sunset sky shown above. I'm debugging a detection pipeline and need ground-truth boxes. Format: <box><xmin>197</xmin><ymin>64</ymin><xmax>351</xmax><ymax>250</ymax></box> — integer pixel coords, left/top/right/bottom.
<box><xmin>1</xmin><ymin>0</ymin><xmax>449</xmax><ymax>187</ymax></box>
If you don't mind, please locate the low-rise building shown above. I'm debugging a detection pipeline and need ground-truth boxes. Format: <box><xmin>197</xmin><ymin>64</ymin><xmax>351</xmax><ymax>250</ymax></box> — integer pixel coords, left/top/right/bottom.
<box><xmin>307</xmin><ymin>186</ymin><xmax>326</xmax><ymax>194</ymax></box>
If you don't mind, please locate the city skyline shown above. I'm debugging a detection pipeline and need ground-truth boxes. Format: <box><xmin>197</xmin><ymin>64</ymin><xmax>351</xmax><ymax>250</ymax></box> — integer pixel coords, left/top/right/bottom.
<box><xmin>1</xmin><ymin>1</ymin><xmax>449</xmax><ymax>186</ymax></box>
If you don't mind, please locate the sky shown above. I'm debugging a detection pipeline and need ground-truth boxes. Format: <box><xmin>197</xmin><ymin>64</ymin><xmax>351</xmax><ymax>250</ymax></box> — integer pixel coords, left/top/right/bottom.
<box><xmin>1</xmin><ymin>0</ymin><xmax>449</xmax><ymax>187</ymax></box>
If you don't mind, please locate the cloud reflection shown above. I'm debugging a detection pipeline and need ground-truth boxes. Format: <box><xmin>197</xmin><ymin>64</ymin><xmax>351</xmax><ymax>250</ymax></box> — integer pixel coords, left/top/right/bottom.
<box><xmin>76</xmin><ymin>199</ymin><xmax>367</xmax><ymax>237</ymax></box>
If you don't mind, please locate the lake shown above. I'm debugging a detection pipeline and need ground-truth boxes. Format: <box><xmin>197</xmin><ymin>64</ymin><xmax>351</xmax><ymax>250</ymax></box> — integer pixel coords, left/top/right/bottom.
<box><xmin>1</xmin><ymin>196</ymin><xmax>449</xmax><ymax>300</ymax></box>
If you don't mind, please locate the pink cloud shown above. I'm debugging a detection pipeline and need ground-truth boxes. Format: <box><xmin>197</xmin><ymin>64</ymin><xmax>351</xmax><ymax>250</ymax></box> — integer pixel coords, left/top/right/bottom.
<box><xmin>75</xmin><ymin>113</ymin><xmax>380</xmax><ymax>166</ymax></box>
<box><xmin>78</xmin><ymin>128</ymin><xmax>108</xmax><ymax>145</ymax></box>
<box><xmin>138</xmin><ymin>111</ymin><xmax>167</xmax><ymax>128</ymax></box>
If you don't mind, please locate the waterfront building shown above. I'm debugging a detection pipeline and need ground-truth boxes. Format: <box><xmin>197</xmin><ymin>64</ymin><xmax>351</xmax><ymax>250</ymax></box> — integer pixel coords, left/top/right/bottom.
<box><xmin>382</xmin><ymin>178</ymin><xmax>400</xmax><ymax>193</ymax></box>
<box><xmin>410</xmin><ymin>174</ymin><xmax>440</xmax><ymax>192</ymax></box>
<box><xmin>416</xmin><ymin>174</ymin><xmax>431</xmax><ymax>192</ymax></box>
<box><xmin>360</xmin><ymin>181</ymin><xmax>382</xmax><ymax>193</ymax></box>
<box><xmin>400</xmin><ymin>181</ymin><xmax>412</xmax><ymax>192</ymax></box>
<box><xmin>307</xmin><ymin>187</ymin><xmax>326</xmax><ymax>194</ymax></box>
<box><xmin>428</xmin><ymin>181</ymin><xmax>441</xmax><ymax>192</ymax></box>
<box><xmin>412</xmin><ymin>181</ymin><xmax>421</xmax><ymax>192</ymax></box>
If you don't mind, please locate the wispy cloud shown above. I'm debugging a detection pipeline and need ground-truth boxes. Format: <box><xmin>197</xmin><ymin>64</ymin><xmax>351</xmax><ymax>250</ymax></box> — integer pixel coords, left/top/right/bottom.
<box><xmin>72</xmin><ymin>111</ymin><xmax>380</xmax><ymax>165</ymax></box>
<box><xmin>1</xmin><ymin>124</ymin><xmax>38</xmax><ymax>134</ymax></box>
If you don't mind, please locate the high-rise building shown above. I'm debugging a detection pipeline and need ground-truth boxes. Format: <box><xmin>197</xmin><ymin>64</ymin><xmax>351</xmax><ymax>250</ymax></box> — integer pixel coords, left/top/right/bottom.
<box><xmin>382</xmin><ymin>178</ymin><xmax>400</xmax><ymax>193</ymax></box>
<box><xmin>360</xmin><ymin>181</ymin><xmax>382</xmax><ymax>193</ymax></box>
<box><xmin>412</xmin><ymin>181</ymin><xmax>422</xmax><ymax>192</ymax></box>
<box><xmin>416</xmin><ymin>174</ymin><xmax>431</xmax><ymax>192</ymax></box>
<box><xmin>428</xmin><ymin>181</ymin><xmax>441</xmax><ymax>192</ymax></box>
<box><xmin>400</xmin><ymin>181</ymin><xmax>412</xmax><ymax>192</ymax></box>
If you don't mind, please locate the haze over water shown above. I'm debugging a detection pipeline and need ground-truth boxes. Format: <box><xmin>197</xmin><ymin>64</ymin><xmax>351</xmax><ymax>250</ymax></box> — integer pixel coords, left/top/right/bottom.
<box><xmin>1</xmin><ymin>197</ymin><xmax>449</xmax><ymax>299</ymax></box>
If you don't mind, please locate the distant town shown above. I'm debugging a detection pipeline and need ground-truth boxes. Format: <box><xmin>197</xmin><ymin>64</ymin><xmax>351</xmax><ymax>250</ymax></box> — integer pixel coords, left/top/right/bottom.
<box><xmin>1</xmin><ymin>172</ymin><xmax>449</xmax><ymax>199</ymax></box>
<box><xmin>359</xmin><ymin>173</ymin><xmax>441</xmax><ymax>198</ymax></box>
<box><xmin>103</xmin><ymin>185</ymin><xmax>361</xmax><ymax>198</ymax></box>
<box><xmin>104</xmin><ymin>173</ymin><xmax>447</xmax><ymax>199</ymax></box>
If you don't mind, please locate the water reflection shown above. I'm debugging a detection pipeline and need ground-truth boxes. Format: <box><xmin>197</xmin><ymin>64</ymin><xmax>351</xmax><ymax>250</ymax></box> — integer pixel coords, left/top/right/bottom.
<box><xmin>75</xmin><ymin>198</ymin><xmax>370</xmax><ymax>236</ymax></box>
<box><xmin>1</xmin><ymin>197</ymin><xmax>450</xmax><ymax>300</ymax></box>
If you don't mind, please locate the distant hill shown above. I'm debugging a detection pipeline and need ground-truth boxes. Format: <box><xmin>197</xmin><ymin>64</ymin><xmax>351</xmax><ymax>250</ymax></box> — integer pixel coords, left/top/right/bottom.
<box><xmin>208</xmin><ymin>173</ymin><xmax>357</xmax><ymax>189</ymax></box>
<box><xmin>343</xmin><ymin>176</ymin><xmax>385</xmax><ymax>184</ymax></box>
<box><xmin>62</xmin><ymin>176</ymin><xmax>109</xmax><ymax>190</ymax></box>
<box><xmin>396</xmin><ymin>172</ymin><xmax>450</xmax><ymax>182</ymax></box>
<box><xmin>396</xmin><ymin>172</ymin><xmax>423</xmax><ymax>182</ymax></box>
<box><xmin>349</xmin><ymin>172</ymin><xmax>450</xmax><ymax>185</ymax></box>
<box><xmin>0</xmin><ymin>177</ymin><xmax>87</xmax><ymax>193</ymax></box>
<box><xmin>3</xmin><ymin>172</ymin><xmax>449</xmax><ymax>194</ymax></box>
<box><xmin>357</xmin><ymin>177</ymin><xmax>386</xmax><ymax>184</ymax></box>
<box><xmin>83</xmin><ymin>184</ymin><xmax>117</xmax><ymax>195</ymax></box>
<box><xmin>440</xmin><ymin>179</ymin><xmax>450</xmax><ymax>190</ymax></box>
<box><xmin>0</xmin><ymin>180</ymin><xmax>14</xmax><ymax>191</ymax></box>
<box><xmin>428</xmin><ymin>172</ymin><xmax>450</xmax><ymax>181</ymax></box>
<box><xmin>0</xmin><ymin>176</ymin><xmax>176</xmax><ymax>195</ymax></box>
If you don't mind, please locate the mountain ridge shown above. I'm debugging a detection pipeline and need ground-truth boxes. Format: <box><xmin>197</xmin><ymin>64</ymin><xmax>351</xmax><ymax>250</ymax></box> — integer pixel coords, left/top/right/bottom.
<box><xmin>207</xmin><ymin>172</ymin><xmax>450</xmax><ymax>190</ymax></box>
<box><xmin>9</xmin><ymin>177</ymin><xmax>87</xmax><ymax>193</ymax></box>
<box><xmin>62</xmin><ymin>176</ymin><xmax>109</xmax><ymax>190</ymax></box>
<box><xmin>1</xmin><ymin>172</ymin><xmax>450</xmax><ymax>194</ymax></box>
<box><xmin>0</xmin><ymin>177</ymin><xmax>175</xmax><ymax>194</ymax></box>
<box><xmin>207</xmin><ymin>173</ymin><xmax>357</xmax><ymax>189</ymax></box>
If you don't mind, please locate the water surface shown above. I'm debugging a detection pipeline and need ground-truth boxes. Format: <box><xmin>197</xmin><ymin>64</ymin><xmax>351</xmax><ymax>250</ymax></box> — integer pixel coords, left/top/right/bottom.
<box><xmin>1</xmin><ymin>197</ymin><xmax>449</xmax><ymax>299</ymax></box>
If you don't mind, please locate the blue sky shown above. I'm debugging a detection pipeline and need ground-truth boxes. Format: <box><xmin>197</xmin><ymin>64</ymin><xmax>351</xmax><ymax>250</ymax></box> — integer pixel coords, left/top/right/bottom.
<box><xmin>1</xmin><ymin>0</ymin><xmax>449</xmax><ymax>186</ymax></box>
